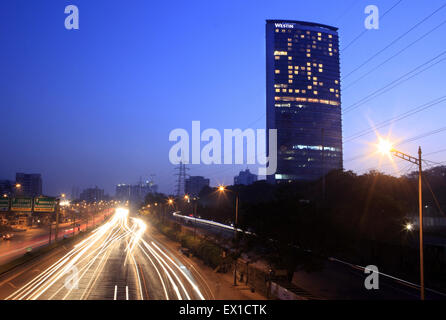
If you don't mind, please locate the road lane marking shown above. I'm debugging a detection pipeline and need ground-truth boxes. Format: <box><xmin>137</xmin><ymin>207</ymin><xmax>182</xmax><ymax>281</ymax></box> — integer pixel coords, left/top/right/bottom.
<box><xmin>137</xmin><ymin>243</ymin><xmax>170</xmax><ymax>300</ymax></box>
<box><xmin>150</xmin><ymin>241</ymin><xmax>204</xmax><ymax>300</ymax></box>
<box><xmin>126</xmin><ymin>285</ymin><xmax>129</xmax><ymax>300</ymax></box>
<box><xmin>141</xmin><ymin>241</ymin><xmax>187</xmax><ymax>299</ymax></box>
<box><xmin>114</xmin><ymin>285</ymin><xmax>117</xmax><ymax>300</ymax></box>
<box><xmin>146</xmin><ymin>232</ymin><xmax>214</xmax><ymax>300</ymax></box>
<box><xmin>45</xmin><ymin>226</ymin><xmax>124</xmax><ymax>300</ymax></box>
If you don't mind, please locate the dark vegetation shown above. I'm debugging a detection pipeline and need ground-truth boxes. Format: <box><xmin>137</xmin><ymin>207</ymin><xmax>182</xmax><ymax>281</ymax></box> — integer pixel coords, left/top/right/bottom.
<box><xmin>145</xmin><ymin>167</ymin><xmax>446</xmax><ymax>290</ymax></box>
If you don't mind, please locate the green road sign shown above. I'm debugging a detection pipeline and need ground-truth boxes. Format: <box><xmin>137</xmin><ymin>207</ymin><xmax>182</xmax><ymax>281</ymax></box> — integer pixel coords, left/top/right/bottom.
<box><xmin>0</xmin><ymin>198</ymin><xmax>9</xmax><ymax>212</ymax></box>
<box><xmin>11</xmin><ymin>197</ymin><xmax>33</xmax><ymax>212</ymax></box>
<box><xmin>34</xmin><ymin>197</ymin><xmax>56</xmax><ymax>212</ymax></box>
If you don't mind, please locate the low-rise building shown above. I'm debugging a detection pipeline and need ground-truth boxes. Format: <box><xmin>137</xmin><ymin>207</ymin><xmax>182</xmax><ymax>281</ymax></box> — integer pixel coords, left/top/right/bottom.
<box><xmin>234</xmin><ymin>169</ymin><xmax>258</xmax><ymax>186</ymax></box>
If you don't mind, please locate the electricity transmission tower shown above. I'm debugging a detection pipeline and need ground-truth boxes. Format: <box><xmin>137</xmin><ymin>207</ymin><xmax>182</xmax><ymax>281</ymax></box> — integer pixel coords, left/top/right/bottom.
<box><xmin>174</xmin><ymin>162</ymin><xmax>189</xmax><ymax>197</ymax></box>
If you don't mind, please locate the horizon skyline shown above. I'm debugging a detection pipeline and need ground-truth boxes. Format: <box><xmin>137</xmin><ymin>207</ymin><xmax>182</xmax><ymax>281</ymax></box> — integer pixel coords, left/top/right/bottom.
<box><xmin>1</xmin><ymin>0</ymin><xmax>446</xmax><ymax>196</ymax></box>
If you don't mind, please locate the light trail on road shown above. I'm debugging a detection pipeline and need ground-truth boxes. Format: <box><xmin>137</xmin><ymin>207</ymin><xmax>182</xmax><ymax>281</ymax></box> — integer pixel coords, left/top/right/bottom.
<box><xmin>4</xmin><ymin>208</ymin><xmax>206</xmax><ymax>300</ymax></box>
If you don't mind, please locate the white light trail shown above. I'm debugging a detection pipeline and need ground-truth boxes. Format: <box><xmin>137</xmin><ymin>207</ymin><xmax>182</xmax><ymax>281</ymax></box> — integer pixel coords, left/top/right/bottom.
<box><xmin>5</xmin><ymin>207</ymin><xmax>207</xmax><ymax>300</ymax></box>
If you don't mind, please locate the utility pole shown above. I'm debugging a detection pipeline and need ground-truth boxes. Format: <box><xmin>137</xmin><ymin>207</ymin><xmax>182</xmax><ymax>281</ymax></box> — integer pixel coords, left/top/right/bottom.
<box><xmin>418</xmin><ymin>147</ymin><xmax>425</xmax><ymax>300</ymax></box>
<box><xmin>72</xmin><ymin>211</ymin><xmax>76</xmax><ymax>237</ymax></box>
<box><xmin>217</xmin><ymin>186</ymin><xmax>240</xmax><ymax>287</ymax></box>
<box><xmin>193</xmin><ymin>199</ymin><xmax>198</xmax><ymax>239</ymax></box>
<box><xmin>382</xmin><ymin>143</ymin><xmax>425</xmax><ymax>300</ymax></box>
<box><xmin>233</xmin><ymin>193</ymin><xmax>239</xmax><ymax>286</ymax></box>
<box><xmin>48</xmin><ymin>222</ymin><xmax>52</xmax><ymax>245</ymax></box>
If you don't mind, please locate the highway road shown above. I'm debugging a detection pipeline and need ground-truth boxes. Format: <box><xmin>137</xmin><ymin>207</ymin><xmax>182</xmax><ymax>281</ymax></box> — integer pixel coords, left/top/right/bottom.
<box><xmin>0</xmin><ymin>208</ymin><xmax>212</xmax><ymax>300</ymax></box>
<box><xmin>0</xmin><ymin>213</ymin><xmax>109</xmax><ymax>265</ymax></box>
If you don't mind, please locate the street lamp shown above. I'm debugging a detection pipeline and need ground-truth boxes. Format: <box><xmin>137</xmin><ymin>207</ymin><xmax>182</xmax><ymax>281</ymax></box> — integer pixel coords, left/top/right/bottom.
<box><xmin>218</xmin><ymin>186</ymin><xmax>239</xmax><ymax>230</ymax></box>
<box><xmin>166</xmin><ymin>198</ymin><xmax>176</xmax><ymax>223</ymax></box>
<box><xmin>14</xmin><ymin>183</ymin><xmax>21</xmax><ymax>196</ymax></box>
<box><xmin>377</xmin><ymin>139</ymin><xmax>425</xmax><ymax>300</ymax></box>
<box><xmin>218</xmin><ymin>185</ymin><xmax>239</xmax><ymax>286</ymax></box>
<box><xmin>188</xmin><ymin>196</ymin><xmax>199</xmax><ymax>239</ymax></box>
<box><xmin>168</xmin><ymin>198</ymin><xmax>175</xmax><ymax>211</ymax></box>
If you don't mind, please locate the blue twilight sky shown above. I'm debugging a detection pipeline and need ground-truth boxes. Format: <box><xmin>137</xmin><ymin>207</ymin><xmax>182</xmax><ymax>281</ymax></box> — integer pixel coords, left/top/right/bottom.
<box><xmin>1</xmin><ymin>0</ymin><xmax>445</xmax><ymax>196</ymax></box>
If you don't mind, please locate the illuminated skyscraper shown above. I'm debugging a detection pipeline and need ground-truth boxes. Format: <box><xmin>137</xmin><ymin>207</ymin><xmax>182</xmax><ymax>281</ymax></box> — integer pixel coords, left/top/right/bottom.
<box><xmin>266</xmin><ymin>20</ymin><xmax>343</xmax><ymax>183</ymax></box>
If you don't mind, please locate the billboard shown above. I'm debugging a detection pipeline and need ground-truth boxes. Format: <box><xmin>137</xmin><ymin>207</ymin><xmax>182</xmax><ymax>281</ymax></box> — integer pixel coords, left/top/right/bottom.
<box><xmin>0</xmin><ymin>198</ymin><xmax>9</xmax><ymax>212</ymax></box>
<box><xmin>34</xmin><ymin>197</ymin><xmax>56</xmax><ymax>212</ymax></box>
<box><xmin>11</xmin><ymin>197</ymin><xmax>33</xmax><ymax>212</ymax></box>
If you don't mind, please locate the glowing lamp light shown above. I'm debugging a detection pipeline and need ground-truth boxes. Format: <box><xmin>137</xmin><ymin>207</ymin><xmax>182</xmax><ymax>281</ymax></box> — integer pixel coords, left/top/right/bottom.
<box><xmin>377</xmin><ymin>139</ymin><xmax>394</xmax><ymax>155</ymax></box>
<box><xmin>60</xmin><ymin>200</ymin><xmax>70</xmax><ymax>207</ymax></box>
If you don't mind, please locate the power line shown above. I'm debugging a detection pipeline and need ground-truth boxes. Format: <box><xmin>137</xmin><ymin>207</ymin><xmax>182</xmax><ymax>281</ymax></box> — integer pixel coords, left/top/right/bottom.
<box><xmin>425</xmin><ymin>148</ymin><xmax>446</xmax><ymax>157</ymax></box>
<box><xmin>422</xmin><ymin>158</ymin><xmax>446</xmax><ymax>167</ymax></box>
<box><xmin>422</xmin><ymin>174</ymin><xmax>445</xmax><ymax>216</ymax></box>
<box><xmin>343</xmin><ymin>17</ymin><xmax>446</xmax><ymax>92</ymax></box>
<box><xmin>344</xmin><ymin>95</ymin><xmax>446</xmax><ymax>143</ymax></box>
<box><xmin>343</xmin><ymin>50</ymin><xmax>446</xmax><ymax>114</ymax></box>
<box><xmin>333</xmin><ymin>0</ymin><xmax>360</xmax><ymax>25</ymax></box>
<box><xmin>343</xmin><ymin>2</ymin><xmax>446</xmax><ymax>79</ymax></box>
<box><xmin>397</xmin><ymin>126</ymin><xmax>446</xmax><ymax>146</ymax></box>
<box><xmin>345</xmin><ymin>126</ymin><xmax>446</xmax><ymax>163</ymax></box>
<box><xmin>393</xmin><ymin>161</ymin><xmax>417</xmax><ymax>176</ymax></box>
<box><xmin>341</xmin><ymin>0</ymin><xmax>404</xmax><ymax>52</ymax></box>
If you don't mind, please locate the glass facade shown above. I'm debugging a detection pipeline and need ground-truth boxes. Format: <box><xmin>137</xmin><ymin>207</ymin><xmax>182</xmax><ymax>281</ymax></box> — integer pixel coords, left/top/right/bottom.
<box><xmin>266</xmin><ymin>20</ymin><xmax>343</xmax><ymax>183</ymax></box>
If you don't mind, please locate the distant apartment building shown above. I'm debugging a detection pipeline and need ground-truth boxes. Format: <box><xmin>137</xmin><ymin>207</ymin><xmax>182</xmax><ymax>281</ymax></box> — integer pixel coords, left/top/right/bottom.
<box><xmin>185</xmin><ymin>176</ymin><xmax>210</xmax><ymax>197</ymax></box>
<box><xmin>115</xmin><ymin>181</ymin><xmax>158</xmax><ymax>204</ymax></box>
<box><xmin>15</xmin><ymin>173</ymin><xmax>42</xmax><ymax>197</ymax></box>
<box><xmin>0</xmin><ymin>180</ymin><xmax>14</xmax><ymax>196</ymax></box>
<box><xmin>234</xmin><ymin>169</ymin><xmax>258</xmax><ymax>186</ymax></box>
<box><xmin>71</xmin><ymin>186</ymin><xmax>80</xmax><ymax>201</ymax></box>
<box><xmin>79</xmin><ymin>187</ymin><xmax>105</xmax><ymax>203</ymax></box>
